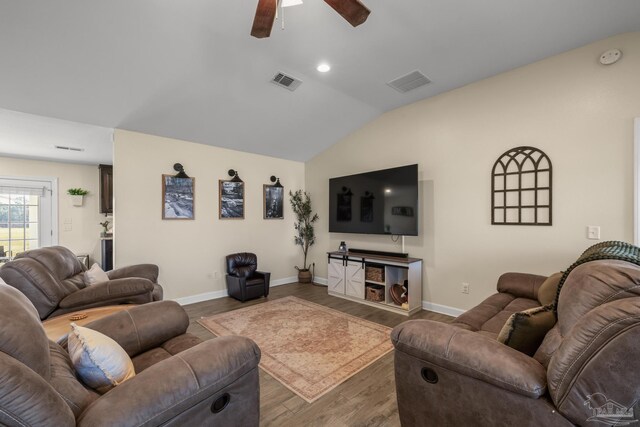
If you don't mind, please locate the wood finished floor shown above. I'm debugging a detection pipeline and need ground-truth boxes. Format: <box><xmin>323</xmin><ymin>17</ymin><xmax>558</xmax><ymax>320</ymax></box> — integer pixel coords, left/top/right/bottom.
<box><xmin>184</xmin><ymin>283</ymin><xmax>453</xmax><ymax>427</ymax></box>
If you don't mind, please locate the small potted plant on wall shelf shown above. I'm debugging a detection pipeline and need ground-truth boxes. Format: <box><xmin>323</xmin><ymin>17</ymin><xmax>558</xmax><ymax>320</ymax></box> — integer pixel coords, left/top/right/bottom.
<box><xmin>289</xmin><ymin>190</ymin><xmax>319</xmax><ymax>284</ymax></box>
<box><xmin>67</xmin><ymin>188</ymin><xmax>89</xmax><ymax>206</ymax></box>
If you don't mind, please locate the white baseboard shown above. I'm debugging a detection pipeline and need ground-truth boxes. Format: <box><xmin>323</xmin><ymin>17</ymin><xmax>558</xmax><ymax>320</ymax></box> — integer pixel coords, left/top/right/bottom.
<box><xmin>422</xmin><ymin>301</ymin><xmax>465</xmax><ymax>317</ymax></box>
<box><xmin>313</xmin><ymin>276</ymin><xmax>328</xmax><ymax>286</ymax></box>
<box><xmin>173</xmin><ymin>276</ymin><xmax>299</xmax><ymax>306</ymax></box>
<box><xmin>271</xmin><ymin>276</ymin><xmax>298</xmax><ymax>287</ymax></box>
<box><xmin>174</xmin><ymin>289</ymin><xmax>229</xmax><ymax>306</ymax></box>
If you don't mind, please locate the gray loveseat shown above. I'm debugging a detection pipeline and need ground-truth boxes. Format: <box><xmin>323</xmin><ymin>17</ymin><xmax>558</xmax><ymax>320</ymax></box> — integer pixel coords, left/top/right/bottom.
<box><xmin>0</xmin><ymin>282</ymin><xmax>261</xmax><ymax>426</ymax></box>
<box><xmin>392</xmin><ymin>259</ymin><xmax>640</xmax><ymax>426</ymax></box>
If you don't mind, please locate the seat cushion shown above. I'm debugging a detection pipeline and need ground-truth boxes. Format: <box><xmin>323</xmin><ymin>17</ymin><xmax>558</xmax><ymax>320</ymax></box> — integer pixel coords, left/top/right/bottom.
<box><xmin>132</xmin><ymin>333</ymin><xmax>202</xmax><ymax>373</ymax></box>
<box><xmin>451</xmin><ymin>292</ymin><xmax>540</xmax><ymax>339</ymax></box>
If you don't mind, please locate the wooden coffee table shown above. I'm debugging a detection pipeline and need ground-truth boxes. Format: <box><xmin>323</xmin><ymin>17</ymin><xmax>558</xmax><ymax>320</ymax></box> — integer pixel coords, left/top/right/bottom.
<box><xmin>42</xmin><ymin>305</ymin><xmax>135</xmax><ymax>341</ymax></box>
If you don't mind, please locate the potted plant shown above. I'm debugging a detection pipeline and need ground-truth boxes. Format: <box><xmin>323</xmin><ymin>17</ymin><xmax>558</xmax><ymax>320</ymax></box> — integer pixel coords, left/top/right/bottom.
<box><xmin>67</xmin><ymin>188</ymin><xmax>89</xmax><ymax>206</ymax></box>
<box><xmin>289</xmin><ymin>190</ymin><xmax>319</xmax><ymax>283</ymax></box>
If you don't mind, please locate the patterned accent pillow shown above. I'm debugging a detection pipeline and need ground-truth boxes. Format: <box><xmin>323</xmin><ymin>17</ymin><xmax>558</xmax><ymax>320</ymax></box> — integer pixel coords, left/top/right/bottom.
<box><xmin>67</xmin><ymin>323</ymin><xmax>135</xmax><ymax>393</ymax></box>
<box><xmin>84</xmin><ymin>263</ymin><xmax>109</xmax><ymax>285</ymax></box>
<box><xmin>497</xmin><ymin>305</ymin><xmax>556</xmax><ymax>356</ymax></box>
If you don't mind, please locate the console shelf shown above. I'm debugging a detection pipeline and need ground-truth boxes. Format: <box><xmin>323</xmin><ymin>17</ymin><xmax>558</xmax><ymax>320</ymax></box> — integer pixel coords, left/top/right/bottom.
<box><xmin>326</xmin><ymin>251</ymin><xmax>422</xmax><ymax>316</ymax></box>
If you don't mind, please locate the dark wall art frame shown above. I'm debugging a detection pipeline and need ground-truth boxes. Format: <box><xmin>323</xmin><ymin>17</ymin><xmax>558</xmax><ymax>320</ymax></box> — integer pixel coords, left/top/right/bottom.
<box><xmin>491</xmin><ymin>146</ymin><xmax>552</xmax><ymax>226</ymax></box>
<box><xmin>263</xmin><ymin>184</ymin><xmax>284</xmax><ymax>219</ymax></box>
<box><xmin>162</xmin><ymin>174</ymin><xmax>195</xmax><ymax>220</ymax></box>
<box><xmin>219</xmin><ymin>180</ymin><xmax>245</xmax><ymax>219</ymax></box>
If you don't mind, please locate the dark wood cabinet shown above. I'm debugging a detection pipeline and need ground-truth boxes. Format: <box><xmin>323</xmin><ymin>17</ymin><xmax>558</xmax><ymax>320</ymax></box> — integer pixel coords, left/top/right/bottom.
<box><xmin>99</xmin><ymin>164</ymin><xmax>113</xmax><ymax>214</ymax></box>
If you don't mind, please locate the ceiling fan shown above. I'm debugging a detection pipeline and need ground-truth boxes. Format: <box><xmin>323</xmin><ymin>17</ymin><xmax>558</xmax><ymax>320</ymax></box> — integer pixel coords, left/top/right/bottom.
<box><xmin>251</xmin><ymin>0</ymin><xmax>370</xmax><ymax>39</ymax></box>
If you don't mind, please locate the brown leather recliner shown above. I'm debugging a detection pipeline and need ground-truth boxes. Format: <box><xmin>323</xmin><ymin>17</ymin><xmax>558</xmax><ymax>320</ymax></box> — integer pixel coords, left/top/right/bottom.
<box><xmin>392</xmin><ymin>259</ymin><xmax>640</xmax><ymax>426</ymax></box>
<box><xmin>0</xmin><ymin>246</ymin><xmax>163</xmax><ymax>319</ymax></box>
<box><xmin>0</xmin><ymin>282</ymin><xmax>261</xmax><ymax>427</ymax></box>
<box><xmin>225</xmin><ymin>252</ymin><xmax>270</xmax><ymax>302</ymax></box>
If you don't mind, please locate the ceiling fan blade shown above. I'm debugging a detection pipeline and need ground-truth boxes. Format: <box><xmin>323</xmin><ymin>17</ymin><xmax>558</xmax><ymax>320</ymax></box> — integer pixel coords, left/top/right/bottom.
<box><xmin>251</xmin><ymin>0</ymin><xmax>277</xmax><ymax>39</ymax></box>
<box><xmin>324</xmin><ymin>0</ymin><xmax>370</xmax><ymax>27</ymax></box>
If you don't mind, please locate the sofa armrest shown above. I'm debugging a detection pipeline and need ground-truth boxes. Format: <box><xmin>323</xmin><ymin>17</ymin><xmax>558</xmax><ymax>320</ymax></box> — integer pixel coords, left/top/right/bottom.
<box><xmin>77</xmin><ymin>336</ymin><xmax>261</xmax><ymax>427</ymax></box>
<box><xmin>391</xmin><ymin>320</ymin><xmax>547</xmax><ymax>398</ymax></box>
<box><xmin>255</xmin><ymin>271</ymin><xmax>271</xmax><ymax>294</ymax></box>
<box><xmin>497</xmin><ymin>272</ymin><xmax>547</xmax><ymax>300</ymax></box>
<box><xmin>59</xmin><ymin>278</ymin><xmax>155</xmax><ymax>309</ymax></box>
<box><xmin>65</xmin><ymin>301</ymin><xmax>189</xmax><ymax>357</ymax></box>
<box><xmin>107</xmin><ymin>264</ymin><xmax>159</xmax><ymax>283</ymax></box>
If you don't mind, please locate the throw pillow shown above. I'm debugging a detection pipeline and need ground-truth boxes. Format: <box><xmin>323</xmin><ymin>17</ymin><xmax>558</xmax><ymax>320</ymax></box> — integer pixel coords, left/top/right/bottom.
<box><xmin>67</xmin><ymin>323</ymin><xmax>135</xmax><ymax>394</ymax></box>
<box><xmin>537</xmin><ymin>272</ymin><xmax>563</xmax><ymax>306</ymax></box>
<box><xmin>85</xmin><ymin>263</ymin><xmax>109</xmax><ymax>285</ymax></box>
<box><xmin>497</xmin><ymin>305</ymin><xmax>556</xmax><ymax>357</ymax></box>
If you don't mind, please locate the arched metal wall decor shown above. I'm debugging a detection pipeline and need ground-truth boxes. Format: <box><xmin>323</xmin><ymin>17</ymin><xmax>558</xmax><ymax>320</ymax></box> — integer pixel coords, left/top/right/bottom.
<box><xmin>491</xmin><ymin>146</ymin><xmax>552</xmax><ymax>225</ymax></box>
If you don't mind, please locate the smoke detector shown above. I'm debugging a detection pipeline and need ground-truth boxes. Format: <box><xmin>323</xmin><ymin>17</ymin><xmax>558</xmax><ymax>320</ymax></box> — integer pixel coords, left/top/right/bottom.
<box><xmin>599</xmin><ymin>49</ymin><xmax>622</xmax><ymax>65</ymax></box>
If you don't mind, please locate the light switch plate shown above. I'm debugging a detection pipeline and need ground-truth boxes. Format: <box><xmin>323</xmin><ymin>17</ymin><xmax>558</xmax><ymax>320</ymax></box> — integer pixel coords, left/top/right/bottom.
<box><xmin>587</xmin><ymin>226</ymin><xmax>601</xmax><ymax>240</ymax></box>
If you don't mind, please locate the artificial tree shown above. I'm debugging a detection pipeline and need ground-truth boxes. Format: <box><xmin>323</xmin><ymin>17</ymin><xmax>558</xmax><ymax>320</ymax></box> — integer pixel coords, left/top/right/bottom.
<box><xmin>289</xmin><ymin>190</ymin><xmax>319</xmax><ymax>283</ymax></box>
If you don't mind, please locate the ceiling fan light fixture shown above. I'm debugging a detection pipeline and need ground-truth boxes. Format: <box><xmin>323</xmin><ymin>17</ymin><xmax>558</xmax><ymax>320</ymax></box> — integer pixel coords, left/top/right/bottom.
<box><xmin>317</xmin><ymin>63</ymin><xmax>331</xmax><ymax>73</ymax></box>
<box><xmin>281</xmin><ymin>0</ymin><xmax>303</xmax><ymax>7</ymax></box>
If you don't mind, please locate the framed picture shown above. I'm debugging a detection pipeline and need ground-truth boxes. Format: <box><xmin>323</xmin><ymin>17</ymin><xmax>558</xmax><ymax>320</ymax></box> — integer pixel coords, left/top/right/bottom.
<box><xmin>263</xmin><ymin>185</ymin><xmax>284</xmax><ymax>219</ymax></box>
<box><xmin>219</xmin><ymin>180</ymin><xmax>244</xmax><ymax>219</ymax></box>
<box><xmin>162</xmin><ymin>175</ymin><xmax>195</xmax><ymax>220</ymax></box>
<box><xmin>360</xmin><ymin>196</ymin><xmax>373</xmax><ymax>222</ymax></box>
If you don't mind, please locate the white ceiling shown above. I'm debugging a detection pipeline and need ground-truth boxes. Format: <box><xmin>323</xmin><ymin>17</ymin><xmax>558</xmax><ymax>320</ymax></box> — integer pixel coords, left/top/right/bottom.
<box><xmin>0</xmin><ymin>0</ymin><xmax>639</xmax><ymax>163</ymax></box>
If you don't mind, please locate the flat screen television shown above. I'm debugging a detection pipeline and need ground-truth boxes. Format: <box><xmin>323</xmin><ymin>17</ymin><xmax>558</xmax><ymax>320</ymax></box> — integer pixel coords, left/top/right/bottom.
<box><xmin>329</xmin><ymin>164</ymin><xmax>418</xmax><ymax>236</ymax></box>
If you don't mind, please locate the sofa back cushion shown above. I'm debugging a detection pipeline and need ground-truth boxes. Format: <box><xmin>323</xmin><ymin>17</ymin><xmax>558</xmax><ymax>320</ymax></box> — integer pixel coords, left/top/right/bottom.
<box><xmin>16</xmin><ymin>246</ymin><xmax>85</xmax><ymax>281</ymax></box>
<box><xmin>226</xmin><ymin>252</ymin><xmax>258</xmax><ymax>278</ymax></box>
<box><xmin>49</xmin><ymin>341</ymin><xmax>100</xmax><ymax>418</ymax></box>
<box><xmin>0</xmin><ymin>282</ymin><xmax>51</xmax><ymax>379</ymax></box>
<box><xmin>542</xmin><ymin>260</ymin><xmax>640</xmax><ymax>422</ymax></box>
<box><xmin>0</xmin><ymin>258</ymin><xmax>69</xmax><ymax>318</ymax></box>
<box><xmin>537</xmin><ymin>272</ymin><xmax>562</xmax><ymax>306</ymax></box>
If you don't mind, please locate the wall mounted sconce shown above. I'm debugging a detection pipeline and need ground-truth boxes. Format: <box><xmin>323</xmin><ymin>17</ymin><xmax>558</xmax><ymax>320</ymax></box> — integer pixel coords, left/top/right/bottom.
<box><xmin>173</xmin><ymin>163</ymin><xmax>189</xmax><ymax>178</ymax></box>
<box><xmin>270</xmin><ymin>175</ymin><xmax>283</xmax><ymax>187</ymax></box>
<box><xmin>228</xmin><ymin>169</ymin><xmax>243</xmax><ymax>183</ymax></box>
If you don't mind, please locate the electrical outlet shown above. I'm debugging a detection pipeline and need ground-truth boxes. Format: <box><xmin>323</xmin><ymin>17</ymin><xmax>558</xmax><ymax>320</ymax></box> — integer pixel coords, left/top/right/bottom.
<box><xmin>461</xmin><ymin>283</ymin><xmax>470</xmax><ymax>294</ymax></box>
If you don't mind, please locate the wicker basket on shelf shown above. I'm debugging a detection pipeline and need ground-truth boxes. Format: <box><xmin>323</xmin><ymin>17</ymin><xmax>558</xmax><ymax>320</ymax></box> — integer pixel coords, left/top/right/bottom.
<box><xmin>365</xmin><ymin>265</ymin><xmax>385</xmax><ymax>283</ymax></box>
<box><xmin>365</xmin><ymin>284</ymin><xmax>385</xmax><ymax>302</ymax></box>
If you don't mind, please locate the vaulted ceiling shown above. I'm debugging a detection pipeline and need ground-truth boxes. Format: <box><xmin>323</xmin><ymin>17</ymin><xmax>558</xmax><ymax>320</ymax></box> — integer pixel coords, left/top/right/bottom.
<box><xmin>1</xmin><ymin>0</ymin><xmax>639</xmax><ymax>163</ymax></box>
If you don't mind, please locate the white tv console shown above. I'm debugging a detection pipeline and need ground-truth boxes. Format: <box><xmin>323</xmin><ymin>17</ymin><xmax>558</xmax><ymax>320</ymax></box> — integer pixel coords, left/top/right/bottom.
<box><xmin>326</xmin><ymin>251</ymin><xmax>422</xmax><ymax>316</ymax></box>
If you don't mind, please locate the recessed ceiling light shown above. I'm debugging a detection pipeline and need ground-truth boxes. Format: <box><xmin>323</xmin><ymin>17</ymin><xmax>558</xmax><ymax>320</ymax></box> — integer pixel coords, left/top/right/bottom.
<box><xmin>317</xmin><ymin>63</ymin><xmax>331</xmax><ymax>73</ymax></box>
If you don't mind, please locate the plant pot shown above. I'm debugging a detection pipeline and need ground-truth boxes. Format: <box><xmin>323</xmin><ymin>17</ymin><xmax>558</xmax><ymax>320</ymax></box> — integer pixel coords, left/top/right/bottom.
<box><xmin>297</xmin><ymin>269</ymin><xmax>312</xmax><ymax>284</ymax></box>
<box><xmin>70</xmin><ymin>195</ymin><xmax>84</xmax><ymax>207</ymax></box>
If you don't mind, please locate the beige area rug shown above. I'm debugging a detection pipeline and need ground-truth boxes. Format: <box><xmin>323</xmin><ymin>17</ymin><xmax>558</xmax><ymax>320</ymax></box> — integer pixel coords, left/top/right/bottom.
<box><xmin>198</xmin><ymin>296</ymin><xmax>393</xmax><ymax>403</ymax></box>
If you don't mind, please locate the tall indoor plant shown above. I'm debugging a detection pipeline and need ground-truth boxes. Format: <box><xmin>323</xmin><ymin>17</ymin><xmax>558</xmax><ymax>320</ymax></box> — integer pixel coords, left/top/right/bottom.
<box><xmin>289</xmin><ymin>190</ymin><xmax>319</xmax><ymax>283</ymax></box>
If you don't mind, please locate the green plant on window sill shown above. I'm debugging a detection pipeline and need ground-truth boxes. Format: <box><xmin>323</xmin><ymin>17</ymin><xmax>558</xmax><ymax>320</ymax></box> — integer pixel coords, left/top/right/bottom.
<box><xmin>67</xmin><ymin>188</ymin><xmax>89</xmax><ymax>196</ymax></box>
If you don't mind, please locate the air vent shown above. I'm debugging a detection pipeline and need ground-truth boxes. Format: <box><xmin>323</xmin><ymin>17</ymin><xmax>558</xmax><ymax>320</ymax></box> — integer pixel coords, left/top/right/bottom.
<box><xmin>271</xmin><ymin>72</ymin><xmax>302</xmax><ymax>91</ymax></box>
<box><xmin>54</xmin><ymin>145</ymin><xmax>84</xmax><ymax>152</ymax></box>
<box><xmin>387</xmin><ymin>70</ymin><xmax>431</xmax><ymax>93</ymax></box>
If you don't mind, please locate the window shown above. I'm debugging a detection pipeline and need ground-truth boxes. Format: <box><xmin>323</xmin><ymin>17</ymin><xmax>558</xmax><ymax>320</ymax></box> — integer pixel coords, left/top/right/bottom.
<box><xmin>491</xmin><ymin>146</ymin><xmax>552</xmax><ymax>225</ymax></box>
<box><xmin>0</xmin><ymin>177</ymin><xmax>57</xmax><ymax>262</ymax></box>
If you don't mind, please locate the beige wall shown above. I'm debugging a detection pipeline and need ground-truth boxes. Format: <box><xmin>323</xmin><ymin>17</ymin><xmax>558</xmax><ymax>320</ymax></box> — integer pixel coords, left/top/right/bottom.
<box><xmin>113</xmin><ymin>130</ymin><xmax>305</xmax><ymax>300</ymax></box>
<box><xmin>306</xmin><ymin>32</ymin><xmax>640</xmax><ymax>311</ymax></box>
<box><xmin>0</xmin><ymin>156</ymin><xmax>106</xmax><ymax>263</ymax></box>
